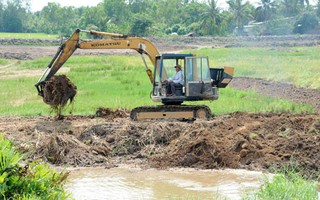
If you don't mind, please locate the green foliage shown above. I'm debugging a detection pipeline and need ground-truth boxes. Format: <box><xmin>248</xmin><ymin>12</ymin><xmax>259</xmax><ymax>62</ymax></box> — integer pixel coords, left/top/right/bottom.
<box><xmin>0</xmin><ymin>134</ymin><xmax>70</xmax><ymax>199</ymax></box>
<box><xmin>227</xmin><ymin>0</ymin><xmax>253</xmax><ymax>34</ymax></box>
<box><xmin>199</xmin><ymin>0</ymin><xmax>227</xmax><ymax>36</ymax></box>
<box><xmin>0</xmin><ymin>32</ymin><xmax>58</xmax><ymax>39</ymax></box>
<box><xmin>254</xmin><ymin>0</ymin><xmax>277</xmax><ymax>22</ymax></box>
<box><xmin>0</xmin><ymin>58</ymin><xmax>10</xmax><ymax>65</ymax></box>
<box><xmin>245</xmin><ymin>171</ymin><xmax>318</xmax><ymax>200</ymax></box>
<box><xmin>1</xmin><ymin>0</ymin><xmax>28</xmax><ymax>32</ymax></box>
<box><xmin>293</xmin><ymin>12</ymin><xmax>319</xmax><ymax>34</ymax></box>
<box><xmin>263</xmin><ymin>17</ymin><xmax>294</xmax><ymax>35</ymax></box>
<box><xmin>0</xmin><ymin>0</ymin><xmax>319</xmax><ymax>36</ymax></box>
<box><xmin>130</xmin><ymin>16</ymin><xmax>152</xmax><ymax>36</ymax></box>
<box><xmin>165</xmin><ymin>24</ymin><xmax>188</xmax><ymax>35</ymax></box>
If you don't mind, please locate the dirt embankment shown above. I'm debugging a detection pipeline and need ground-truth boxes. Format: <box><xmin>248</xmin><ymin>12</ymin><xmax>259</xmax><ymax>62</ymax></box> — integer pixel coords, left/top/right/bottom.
<box><xmin>2</xmin><ymin>111</ymin><xmax>319</xmax><ymax>177</ymax></box>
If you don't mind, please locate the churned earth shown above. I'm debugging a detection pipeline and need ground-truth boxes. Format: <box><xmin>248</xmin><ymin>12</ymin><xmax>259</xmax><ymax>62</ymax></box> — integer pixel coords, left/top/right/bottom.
<box><xmin>1</xmin><ymin>111</ymin><xmax>319</xmax><ymax>178</ymax></box>
<box><xmin>0</xmin><ymin>36</ymin><xmax>319</xmax><ymax>178</ymax></box>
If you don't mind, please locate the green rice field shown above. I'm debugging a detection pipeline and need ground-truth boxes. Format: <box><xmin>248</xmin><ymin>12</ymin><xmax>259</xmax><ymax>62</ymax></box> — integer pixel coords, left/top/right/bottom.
<box><xmin>1</xmin><ymin>45</ymin><xmax>319</xmax><ymax>116</ymax></box>
<box><xmin>0</xmin><ymin>32</ymin><xmax>58</xmax><ymax>39</ymax></box>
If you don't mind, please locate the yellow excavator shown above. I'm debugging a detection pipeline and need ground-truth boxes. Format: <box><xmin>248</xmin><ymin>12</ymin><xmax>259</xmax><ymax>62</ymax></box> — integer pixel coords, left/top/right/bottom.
<box><xmin>35</xmin><ymin>29</ymin><xmax>233</xmax><ymax>120</ymax></box>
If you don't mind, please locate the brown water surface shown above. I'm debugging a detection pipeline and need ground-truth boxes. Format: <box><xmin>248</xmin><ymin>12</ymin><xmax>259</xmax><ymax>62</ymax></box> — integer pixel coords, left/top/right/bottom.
<box><xmin>66</xmin><ymin>167</ymin><xmax>269</xmax><ymax>200</ymax></box>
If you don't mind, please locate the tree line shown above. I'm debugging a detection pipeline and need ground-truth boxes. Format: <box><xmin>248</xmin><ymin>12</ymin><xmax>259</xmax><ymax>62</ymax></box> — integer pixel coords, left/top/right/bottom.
<box><xmin>0</xmin><ymin>0</ymin><xmax>319</xmax><ymax>37</ymax></box>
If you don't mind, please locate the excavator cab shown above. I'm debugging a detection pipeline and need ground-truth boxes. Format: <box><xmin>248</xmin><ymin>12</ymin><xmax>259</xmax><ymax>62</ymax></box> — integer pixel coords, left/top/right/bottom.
<box><xmin>151</xmin><ymin>54</ymin><xmax>227</xmax><ymax>105</ymax></box>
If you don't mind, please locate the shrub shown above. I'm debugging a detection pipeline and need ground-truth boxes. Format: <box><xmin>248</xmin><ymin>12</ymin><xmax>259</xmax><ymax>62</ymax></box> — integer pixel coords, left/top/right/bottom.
<box><xmin>293</xmin><ymin>12</ymin><xmax>319</xmax><ymax>34</ymax></box>
<box><xmin>0</xmin><ymin>134</ymin><xmax>70</xmax><ymax>200</ymax></box>
<box><xmin>263</xmin><ymin>17</ymin><xmax>294</xmax><ymax>35</ymax></box>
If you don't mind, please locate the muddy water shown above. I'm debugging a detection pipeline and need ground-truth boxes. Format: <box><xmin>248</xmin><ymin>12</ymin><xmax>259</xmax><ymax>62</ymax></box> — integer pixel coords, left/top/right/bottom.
<box><xmin>66</xmin><ymin>167</ymin><xmax>268</xmax><ymax>200</ymax></box>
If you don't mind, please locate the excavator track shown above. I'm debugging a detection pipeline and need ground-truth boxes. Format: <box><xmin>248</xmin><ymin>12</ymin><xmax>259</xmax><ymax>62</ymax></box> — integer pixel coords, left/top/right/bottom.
<box><xmin>130</xmin><ymin>105</ymin><xmax>212</xmax><ymax>121</ymax></box>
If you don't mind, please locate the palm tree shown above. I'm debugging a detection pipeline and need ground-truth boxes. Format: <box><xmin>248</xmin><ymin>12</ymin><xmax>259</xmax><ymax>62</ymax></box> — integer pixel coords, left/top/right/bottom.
<box><xmin>200</xmin><ymin>0</ymin><xmax>224</xmax><ymax>35</ymax></box>
<box><xmin>227</xmin><ymin>0</ymin><xmax>253</xmax><ymax>33</ymax></box>
<box><xmin>281</xmin><ymin>0</ymin><xmax>310</xmax><ymax>17</ymax></box>
<box><xmin>281</xmin><ymin>0</ymin><xmax>299</xmax><ymax>17</ymax></box>
<box><xmin>255</xmin><ymin>0</ymin><xmax>277</xmax><ymax>22</ymax></box>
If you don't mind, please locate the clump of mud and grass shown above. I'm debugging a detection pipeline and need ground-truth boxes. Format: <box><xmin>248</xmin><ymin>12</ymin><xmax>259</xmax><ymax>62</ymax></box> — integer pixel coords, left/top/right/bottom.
<box><xmin>42</xmin><ymin>75</ymin><xmax>77</xmax><ymax>118</ymax></box>
<box><xmin>95</xmin><ymin>107</ymin><xmax>130</xmax><ymax>119</ymax></box>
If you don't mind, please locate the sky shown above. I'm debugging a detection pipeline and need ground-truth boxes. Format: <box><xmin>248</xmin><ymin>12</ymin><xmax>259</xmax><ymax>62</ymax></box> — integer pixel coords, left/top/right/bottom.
<box><xmin>29</xmin><ymin>0</ymin><xmax>317</xmax><ymax>12</ymax></box>
<box><xmin>30</xmin><ymin>0</ymin><xmax>103</xmax><ymax>12</ymax></box>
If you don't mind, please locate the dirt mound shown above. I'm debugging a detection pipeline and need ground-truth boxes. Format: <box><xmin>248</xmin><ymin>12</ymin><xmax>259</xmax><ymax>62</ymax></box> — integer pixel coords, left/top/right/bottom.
<box><xmin>42</xmin><ymin>75</ymin><xmax>77</xmax><ymax>115</ymax></box>
<box><xmin>0</xmin><ymin>52</ymin><xmax>32</xmax><ymax>60</ymax></box>
<box><xmin>151</xmin><ymin>112</ymin><xmax>320</xmax><ymax>175</ymax></box>
<box><xmin>36</xmin><ymin>132</ymin><xmax>110</xmax><ymax>166</ymax></box>
<box><xmin>95</xmin><ymin>107</ymin><xmax>130</xmax><ymax>119</ymax></box>
<box><xmin>2</xmin><ymin>112</ymin><xmax>319</xmax><ymax>177</ymax></box>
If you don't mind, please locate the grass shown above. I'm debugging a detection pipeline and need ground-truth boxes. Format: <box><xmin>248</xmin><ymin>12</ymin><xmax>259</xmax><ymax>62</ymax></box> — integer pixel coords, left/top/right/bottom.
<box><xmin>0</xmin><ymin>58</ymin><xmax>10</xmax><ymax>65</ymax></box>
<box><xmin>185</xmin><ymin>47</ymin><xmax>320</xmax><ymax>89</ymax></box>
<box><xmin>0</xmin><ymin>32</ymin><xmax>58</xmax><ymax>39</ymax></box>
<box><xmin>210</xmin><ymin>88</ymin><xmax>313</xmax><ymax>115</ymax></box>
<box><xmin>0</xmin><ymin>44</ymin><xmax>320</xmax><ymax>115</ymax></box>
<box><xmin>243</xmin><ymin>170</ymin><xmax>318</xmax><ymax>200</ymax></box>
<box><xmin>0</xmin><ymin>51</ymin><xmax>315</xmax><ymax>116</ymax></box>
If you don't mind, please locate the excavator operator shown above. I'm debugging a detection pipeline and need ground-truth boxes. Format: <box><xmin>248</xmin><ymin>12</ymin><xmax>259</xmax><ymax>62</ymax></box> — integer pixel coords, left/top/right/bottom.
<box><xmin>166</xmin><ymin>64</ymin><xmax>184</xmax><ymax>96</ymax></box>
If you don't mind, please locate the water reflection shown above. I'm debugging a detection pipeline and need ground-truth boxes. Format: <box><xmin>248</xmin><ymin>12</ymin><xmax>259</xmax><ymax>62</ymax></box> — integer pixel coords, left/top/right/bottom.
<box><xmin>66</xmin><ymin>167</ymin><xmax>267</xmax><ymax>200</ymax></box>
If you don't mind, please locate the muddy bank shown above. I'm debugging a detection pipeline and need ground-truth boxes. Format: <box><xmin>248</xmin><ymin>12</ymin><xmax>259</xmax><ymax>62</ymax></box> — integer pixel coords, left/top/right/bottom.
<box><xmin>1</xmin><ymin>111</ymin><xmax>319</xmax><ymax>177</ymax></box>
<box><xmin>230</xmin><ymin>77</ymin><xmax>320</xmax><ymax>113</ymax></box>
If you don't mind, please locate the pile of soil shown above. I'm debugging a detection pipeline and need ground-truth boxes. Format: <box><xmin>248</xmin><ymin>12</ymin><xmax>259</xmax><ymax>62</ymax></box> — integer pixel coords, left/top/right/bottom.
<box><xmin>2</xmin><ymin>112</ymin><xmax>319</xmax><ymax>177</ymax></box>
<box><xmin>95</xmin><ymin>107</ymin><xmax>130</xmax><ymax>119</ymax></box>
<box><xmin>42</xmin><ymin>75</ymin><xmax>77</xmax><ymax>115</ymax></box>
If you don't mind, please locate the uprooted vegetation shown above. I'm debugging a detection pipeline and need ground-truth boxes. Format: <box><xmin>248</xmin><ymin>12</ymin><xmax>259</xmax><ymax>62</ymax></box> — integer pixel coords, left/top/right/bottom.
<box><xmin>2</xmin><ymin>111</ymin><xmax>319</xmax><ymax>178</ymax></box>
<box><xmin>42</xmin><ymin>75</ymin><xmax>77</xmax><ymax>116</ymax></box>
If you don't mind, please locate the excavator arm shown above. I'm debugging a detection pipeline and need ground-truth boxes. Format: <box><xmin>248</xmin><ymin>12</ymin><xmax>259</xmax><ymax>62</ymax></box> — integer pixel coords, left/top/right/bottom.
<box><xmin>35</xmin><ymin>29</ymin><xmax>160</xmax><ymax>96</ymax></box>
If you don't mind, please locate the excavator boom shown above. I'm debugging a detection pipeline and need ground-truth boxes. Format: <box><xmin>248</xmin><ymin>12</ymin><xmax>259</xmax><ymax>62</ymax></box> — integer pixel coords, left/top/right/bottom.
<box><xmin>35</xmin><ymin>29</ymin><xmax>159</xmax><ymax>96</ymax></box>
